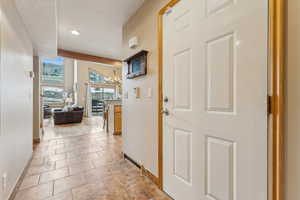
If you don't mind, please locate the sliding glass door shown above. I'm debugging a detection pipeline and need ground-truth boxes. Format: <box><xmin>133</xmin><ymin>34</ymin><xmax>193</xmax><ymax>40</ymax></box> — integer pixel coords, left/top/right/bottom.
<box><xmin>90</xmin><ymin>87</ymin><xmax>115</xmax><ymax>116</ymax></box>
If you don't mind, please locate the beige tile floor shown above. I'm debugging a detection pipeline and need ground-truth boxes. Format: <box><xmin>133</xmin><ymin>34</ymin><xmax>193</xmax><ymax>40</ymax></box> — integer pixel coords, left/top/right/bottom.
<box><xmin>12</xmin><ymin>117</ymin><xmax>171</xmax><ymax>200</ymax></box>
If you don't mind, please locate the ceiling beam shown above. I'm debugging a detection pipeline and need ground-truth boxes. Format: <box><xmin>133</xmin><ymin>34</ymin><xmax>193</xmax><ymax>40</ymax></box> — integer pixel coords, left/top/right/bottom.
<box><xmin>57</xmin><ymin>49</ymin><xmax>122</xmax><ymax>67</ymax></box>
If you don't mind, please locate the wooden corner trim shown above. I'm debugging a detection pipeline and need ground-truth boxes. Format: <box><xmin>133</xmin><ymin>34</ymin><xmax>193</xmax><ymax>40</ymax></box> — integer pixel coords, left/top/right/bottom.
<box><xmin>57</xmin><ymin>49</ymin><xmax>122</xmax><ymax>67</ymax></box>
<box><xmin>141</xmin><ymin>166</ymin><xmax>160</xmax><ymax>186</ymax></box>
<box><xmin>270</xmin><ymin>0</ymin><xmax>285</xmax><ymax>200</ymax></box>
<box><xmin>33</xmin><ymin>138</ymin><xmax>41</xmax><ymax>144</ymax></box>
<box><xmin>123</xmin><ymin>153</ymin><xmax>160</xmax><ymax>186</ymax></box>
<box><xmin>157</xmin><ymin>0</ymin><xmax>181</xmax><ymax>190</ymax></box>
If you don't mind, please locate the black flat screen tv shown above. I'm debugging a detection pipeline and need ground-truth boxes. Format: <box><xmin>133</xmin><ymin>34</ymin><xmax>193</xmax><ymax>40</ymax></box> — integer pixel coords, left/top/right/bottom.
<box><xmin>125</xmin><ymin>50</ymin><xmax>148</xmax><ymax>79</ymax></box>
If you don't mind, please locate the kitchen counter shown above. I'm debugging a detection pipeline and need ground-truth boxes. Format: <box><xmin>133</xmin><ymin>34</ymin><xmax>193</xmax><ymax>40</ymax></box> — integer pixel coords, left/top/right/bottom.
<box><xmin>104</xmin><ymin>100</ymin><xmax>122</xmax><ymax>135</ymax></box>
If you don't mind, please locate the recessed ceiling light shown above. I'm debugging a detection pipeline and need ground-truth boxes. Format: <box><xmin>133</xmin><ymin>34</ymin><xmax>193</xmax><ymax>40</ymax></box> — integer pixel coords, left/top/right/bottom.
<box><xmin>71</xmin><ymin>30</ymin><xmax>80</xmax><ymax>36</ymax></box>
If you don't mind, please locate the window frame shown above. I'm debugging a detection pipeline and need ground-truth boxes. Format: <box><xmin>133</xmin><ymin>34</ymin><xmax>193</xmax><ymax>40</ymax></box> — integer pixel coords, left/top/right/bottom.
<box><xmin>41</xmin><ymin>86</ymin><xmax>65</xmax><ymax>105</ymax></box>
<box><xmin>88</xmin><ymin>69</ymin><xmax>108</xmax><ymax>84</ymax></box>
<box><xmin>40</xmin><ymin>57</ymin><xmax>65</xmax><ymax>87</ymax></box>
<box><xmin>40</xmin><ymin>57</ymin><xmax>66</xmax><ymax>106</ymax></box>
<box><xmin>90</xmin><ymin>87</ymin><xmax>116</xmax><ymax>101</ymax></box>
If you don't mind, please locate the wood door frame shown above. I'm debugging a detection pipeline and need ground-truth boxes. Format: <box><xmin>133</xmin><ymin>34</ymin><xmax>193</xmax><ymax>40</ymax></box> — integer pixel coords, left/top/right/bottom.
<box><xmin>157</xmin><ymin>1</ymin><xmax>285</xmax><ymax>200</ymax></box>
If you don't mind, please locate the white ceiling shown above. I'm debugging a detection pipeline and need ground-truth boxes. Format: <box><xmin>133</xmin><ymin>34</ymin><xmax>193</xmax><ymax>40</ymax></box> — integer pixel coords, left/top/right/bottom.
<box><xmin>14</xmin><ymin>0</ymin><xmax>144</xmax><ymax>59</ymax></box>
<box><xmin>14</xmin><ymin>0</ymin><xmax>58</xmax><ymax>57</ymax></box>
<box><xmin>58</xmin><ymin>0</ymin><xmax>145</xmax><ymax>59</ymax></box>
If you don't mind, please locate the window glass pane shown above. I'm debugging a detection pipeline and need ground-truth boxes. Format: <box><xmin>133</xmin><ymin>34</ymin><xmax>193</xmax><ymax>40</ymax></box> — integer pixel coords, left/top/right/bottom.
<box><xmin>103</xmin><ymin>88</ymin><xmax>115</xmax><ymax>99</ymax></box>
<box><xmin>42</xmin><ymin>87</ymin><xmax>64</xmax><ymax>104</ymax></box>
<box><xmin>89</xmin><ymin>71</ymin><xmax>105</xmax><ymax>83</ymax></box>
<box><xmin>42</xmin><ymin>57</ymin><xmax>64</xmax><ymax>83</ymax></box>
<box><xmin>91</xmin><ymin>87</ymin><xmax>115</xmax><ymax>101</ymax></box>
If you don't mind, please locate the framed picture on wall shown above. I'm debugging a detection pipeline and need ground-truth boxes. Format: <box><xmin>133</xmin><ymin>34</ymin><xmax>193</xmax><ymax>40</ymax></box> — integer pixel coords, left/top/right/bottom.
<box><xmin>125</xmin><ymin>50</ymin><xmax>148</xmax><ymax>79</ymax></box>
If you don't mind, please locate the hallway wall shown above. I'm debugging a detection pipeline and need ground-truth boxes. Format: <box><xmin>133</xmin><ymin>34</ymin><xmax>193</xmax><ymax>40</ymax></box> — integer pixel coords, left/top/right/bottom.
<box><xmin>122</xmin><ymin>0</ymin><xmax>169</xmax><ymax>176</ymax></box>
<box><xmin>64</xmin><ymin>58</ymin><xmax>75</xmax><ymax>93</ymax></box>
<box><xmin>0</xmin><ymin>0</ymin><xmax>33</xmax><ymax>199</ymax></box>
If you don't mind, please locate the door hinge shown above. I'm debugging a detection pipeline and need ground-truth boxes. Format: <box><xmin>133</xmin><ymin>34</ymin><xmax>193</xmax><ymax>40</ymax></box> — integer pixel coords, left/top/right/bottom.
<box><xmin>268</xmin><ymin>95</ymin><xmax>272</xmax><ymax>115</ymax></box>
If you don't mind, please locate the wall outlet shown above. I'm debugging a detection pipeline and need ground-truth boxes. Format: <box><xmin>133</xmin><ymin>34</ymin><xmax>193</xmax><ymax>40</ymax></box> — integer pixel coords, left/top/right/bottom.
<box><xmin>2</xmin><ymin>173</ymin><xmax>7</xmax><ymax>191</ymax></box>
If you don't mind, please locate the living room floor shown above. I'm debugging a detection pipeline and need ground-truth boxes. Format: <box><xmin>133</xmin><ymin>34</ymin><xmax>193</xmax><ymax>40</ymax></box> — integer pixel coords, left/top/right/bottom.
<box><xmin>11</xmin><ymin>117</ymin><xmax>171</xmax><ymax>200</ymax></box>
<box><xmin>42</xmin><ymin>116</ymin><xmax>103</xmax><ymax>140</ymax></box>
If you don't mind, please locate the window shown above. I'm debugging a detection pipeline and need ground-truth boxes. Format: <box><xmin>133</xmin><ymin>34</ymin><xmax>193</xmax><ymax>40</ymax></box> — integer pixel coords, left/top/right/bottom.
<box><xmin>42</xmin><ymin>87</ymin><xmax>64</xmax><ymax>104</ymax></box>
<box><xmin>42</xmin><ymin>57</ymin><xmax>64</xmax><ymax>84</ymax></box>
<box><xmin>91</xmin><ymin>87</ymin><xmax>115</xmax><ymax>101</ymax></box>
<box><xmin>103</xmin><ymin>88</ymin><xmax>116</xmax><ymax>99</ymax></box>
<box><xmin>89</xmin><ymin>71</ymin><xmax>110</xmax><ymax>83</ymax></box>
<box><xmin>91</xmin><ymin>87</ymin><xmax>115</xmax><ymax>115</ymax></box>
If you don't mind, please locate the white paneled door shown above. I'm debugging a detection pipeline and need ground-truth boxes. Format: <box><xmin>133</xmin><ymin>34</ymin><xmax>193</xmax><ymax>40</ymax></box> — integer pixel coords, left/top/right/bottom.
<box><xmin>162</xmin><ymin>0</ymin><xmax>268</xmax><ymax>200</ymax></box>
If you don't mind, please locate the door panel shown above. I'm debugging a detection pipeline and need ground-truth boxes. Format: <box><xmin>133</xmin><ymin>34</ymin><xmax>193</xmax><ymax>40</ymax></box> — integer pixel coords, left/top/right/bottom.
<box><xmin>173</xmin><ymin>128</ymin><xmax>192</xmax><ymax>183</ymax></box>
<box><xmin>174</xmin><ymin>49</ymin><xmax>191</xmax><ymax>110</ymax></box>
<box><xmin>163</xmin><ymin>0</ymin><xmax>268</xmax><ymax>199</ymax></box>
<box><xmin>206</xmin><ymin>33</ymin><xmax>234</xmax><ymax>113</ymax></box>
<box><xmin>207</xmin><ymin>0</ymin><xmax>234</xmax><ymax>15</ymax></box>
<box><xmin>206</xmin><ymin>136</ymin><xmax>235</xmax><ymax>200</ymax></box>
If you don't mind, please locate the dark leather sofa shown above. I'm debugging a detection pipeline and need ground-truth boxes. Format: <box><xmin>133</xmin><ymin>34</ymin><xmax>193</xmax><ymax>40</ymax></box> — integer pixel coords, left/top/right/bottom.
<box><xmin>53</xmin><ymin>106</ymin><xmax>84</xmax><ymax>125</ymax></box>
<box><xmin>43</xmin><ymin>105</ymin><xmax>52</xmax><ymax>119</ymax></box>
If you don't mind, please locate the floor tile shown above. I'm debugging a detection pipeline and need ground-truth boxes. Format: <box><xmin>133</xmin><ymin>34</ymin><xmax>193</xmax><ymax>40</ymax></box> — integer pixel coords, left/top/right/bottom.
<box><xmin>27</xmin><ymin>162</ymin><xmax>56</xmax><ymax>176</ymax></box>
<box><xmin>68</xmin><ymin>161</ymin><xmax>95</xmax><ymax>175</ymax></box>
<box><xmin>44</xmin><ymin>191</ymin><xmax>73</xmax><ymax>200</ymax></box>
<box><xmin>45</xmin><ymin>153</ymin><xmax>67</xmax><ymax>162</ymax></box>
<box><xmin>30</xmin><ymin>158</ymin><xmax>45</xmax><ymax>166</ymax></box>
<box><xmin>84</xmin><ymin>167</ymin><xmax>111</xmax><ymax>183</ymax></box>
<box><xmin>12</xmin><ymin>117</ymin><xmax>170</xmax><ymax>200</ymax></box>
<box><xmin>40</xmin><ymin>168</ymin><xmax>69</xmax><ymax>183</ymax></box>
<box><xmin>19</xmin><ymin>175</ymin><xmax>40</xmax><ymax>190</ymax></box>
<box><xmin>54</xmin><ymin>174</ymin><xmax>87</xmax><ymax>195</ymax></box>
<box><xmin>72</xmin><ymin>182</ymin><xmax>107</xmax><ymax>200</ymax></box>
<box><xmin>15</xmin><ymin>182</ymin><xmax>53</xmax><ymax>200</ymax></box>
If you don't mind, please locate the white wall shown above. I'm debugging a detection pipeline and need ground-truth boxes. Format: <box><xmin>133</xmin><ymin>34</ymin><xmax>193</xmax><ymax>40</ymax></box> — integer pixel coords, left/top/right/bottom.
<box><xmin>0</xmin><ymin>0</ymin><xmax>33</xmax><ymax>200</ymax></box>
<box><xmin>285</xmin><ymin>0</ymin><xmax>300</xmax><ymax>199</ymax></box>
<box><xmin>64</xmin><ymin>58</ymin><xmax>75</xmax><ymax>93</ymax></box>
<box><xmin>122</xmin><ymin>0</ymin><xmax>169</xmax><ymax>176</ymax></box>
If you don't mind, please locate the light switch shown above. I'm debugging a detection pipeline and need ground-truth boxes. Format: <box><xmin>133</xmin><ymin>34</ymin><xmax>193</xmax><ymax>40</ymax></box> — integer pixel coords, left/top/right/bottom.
<box><xmin>124</xmin><ymin>91</ymin><xmax>128</xmax><ymax>99</ymax></box>
<box><xmin>147</xmin><ymin>88</ymin><xmax>152</xmax><ymax>98</ymax></box>
<box><xmin>134</xmin><ymin>87</ymin><xmax>140</xmax><ymax>99</ymax></box>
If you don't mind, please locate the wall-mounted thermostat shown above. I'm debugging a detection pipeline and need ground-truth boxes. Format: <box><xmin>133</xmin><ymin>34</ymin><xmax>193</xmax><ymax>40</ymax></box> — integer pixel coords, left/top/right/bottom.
<box><xmin>129</xmin><ymin>36</ymin><xmax>138</xmax><ymax>49</ymax></box>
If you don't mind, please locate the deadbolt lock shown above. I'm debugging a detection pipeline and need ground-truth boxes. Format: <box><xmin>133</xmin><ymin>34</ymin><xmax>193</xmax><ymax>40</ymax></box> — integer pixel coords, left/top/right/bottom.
<box><xmin>164</xmin><ymin>96</ymin><xmax>169</xmax><ymax>103</ymax></box>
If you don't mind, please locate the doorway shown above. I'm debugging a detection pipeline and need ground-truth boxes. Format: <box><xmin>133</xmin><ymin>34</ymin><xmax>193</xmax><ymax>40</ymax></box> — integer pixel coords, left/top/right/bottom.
<box><xmin>157</xmin><ymin>0</ymin><xmax>284</xmax><ymax>199</ymax></box>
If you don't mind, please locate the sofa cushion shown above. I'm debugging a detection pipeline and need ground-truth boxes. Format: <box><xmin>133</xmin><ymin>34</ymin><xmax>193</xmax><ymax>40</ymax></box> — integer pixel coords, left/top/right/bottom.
<box><xmin>53</xmin><ymin>108</ymin><xmax>84</xmax><ymax>125</ymax></box>
<box><xmin>72</xmin><ymin>106</ymin><xmax>84</xmax><ymax>111</ymax></box>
